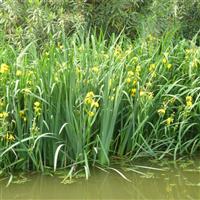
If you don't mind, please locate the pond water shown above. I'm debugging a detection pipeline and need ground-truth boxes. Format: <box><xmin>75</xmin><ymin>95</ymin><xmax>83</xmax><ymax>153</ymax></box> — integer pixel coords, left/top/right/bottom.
<box><xmin>0</xmin><ymin>158</ymin><xmax>200</xmax><ymax>200</ymax></box>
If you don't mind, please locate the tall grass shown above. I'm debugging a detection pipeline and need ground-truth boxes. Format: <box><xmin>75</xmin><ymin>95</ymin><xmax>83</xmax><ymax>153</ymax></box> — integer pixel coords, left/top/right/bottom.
<box><xmin>0</xmin><ymin>29</ymin><xmax>200</xmax><ymax>176</ymax></box>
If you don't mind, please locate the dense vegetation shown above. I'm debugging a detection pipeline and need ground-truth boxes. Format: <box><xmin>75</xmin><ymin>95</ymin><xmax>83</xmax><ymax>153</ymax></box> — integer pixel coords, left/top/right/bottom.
<box><xmin>0</xmin><ymin>0</ymin><xmax>199</xmax><ymax>176</ymax></box>
<box><xmin>1</xmin><ymin>0</ymin><xmax>200</xmax><ymax>47</ymax></box>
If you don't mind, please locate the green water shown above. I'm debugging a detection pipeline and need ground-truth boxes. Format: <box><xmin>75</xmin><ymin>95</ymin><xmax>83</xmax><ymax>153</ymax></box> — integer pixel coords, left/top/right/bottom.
<box><xmin>0</xmin><ymin>159</ymin><xmax>200</xmax><ymax>200</ymax></box>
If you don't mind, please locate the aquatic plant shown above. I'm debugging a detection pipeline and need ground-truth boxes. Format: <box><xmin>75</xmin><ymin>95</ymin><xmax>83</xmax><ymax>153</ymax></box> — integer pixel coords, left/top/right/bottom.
<box><xmin>0</xmin><ymin>28</ymin><xmax>200</xmax><ymax>177</ymax></box>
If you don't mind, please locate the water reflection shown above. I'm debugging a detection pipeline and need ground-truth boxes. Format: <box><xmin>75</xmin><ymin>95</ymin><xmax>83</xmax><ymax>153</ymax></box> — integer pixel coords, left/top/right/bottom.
<box><xmin>0</xmin><ymin>159</ymin><xmax>200</xmax><ymax>200</ymax></box>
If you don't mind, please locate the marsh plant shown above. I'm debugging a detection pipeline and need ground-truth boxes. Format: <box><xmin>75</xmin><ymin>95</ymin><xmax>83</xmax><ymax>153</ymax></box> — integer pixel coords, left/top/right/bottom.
<box><xmin>0</xmin><ymin>29</ymin><xmax>200</xmax><ymax>177</ymax></box>
<box><xmin>0</xmin><ymin>0</ymin><xmax>200</xmax><ymax>179</ymax></box>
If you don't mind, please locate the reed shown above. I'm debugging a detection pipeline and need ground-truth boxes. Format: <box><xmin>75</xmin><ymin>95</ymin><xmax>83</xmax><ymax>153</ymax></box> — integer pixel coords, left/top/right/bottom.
<box><xmin>0</xmin><ymin>29</ymin><xmax>200</xmax><ymax>176</ymax></box>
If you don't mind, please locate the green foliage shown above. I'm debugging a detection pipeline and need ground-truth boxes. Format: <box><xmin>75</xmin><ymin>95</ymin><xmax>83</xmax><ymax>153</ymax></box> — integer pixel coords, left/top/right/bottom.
<box><xmin>0</xmin><ymin>0</ymin><xmax>199</xmax><ymax>48</ymax></box>
<box><xmin>0</xmin><ymin>30</ymin><xmax>200</xmax><ymax>174</ymax></box>
<box><xmin>85</xmin><ymin>0</ymin><xmax>141</xmax><ymax>37</ymax></box>
<box><xmin>86</xmin><ymin>0</ymin><xmax>200</xmax><ymax>40</ymax></box>
<box><xmin>0</xmin><ymin>0</ymin><xmax>199</xmax><ymax>176</ymax></box>
<box><xmin>0</xmin><ymin>0</ymin><xmax>86</xmax><ymax>48</ymax></box>
<box><xmin>179</xmin><ymin>0</ymin><xmax>200</xmax><ymax>43</ymax></box>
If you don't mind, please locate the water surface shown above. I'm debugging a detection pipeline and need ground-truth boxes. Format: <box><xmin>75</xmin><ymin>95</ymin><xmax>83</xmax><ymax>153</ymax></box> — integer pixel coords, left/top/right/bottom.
<box><xmin>0</xmin><ymin>158</ymin><xmax>200</xmax><ymax>200</ymax></box>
